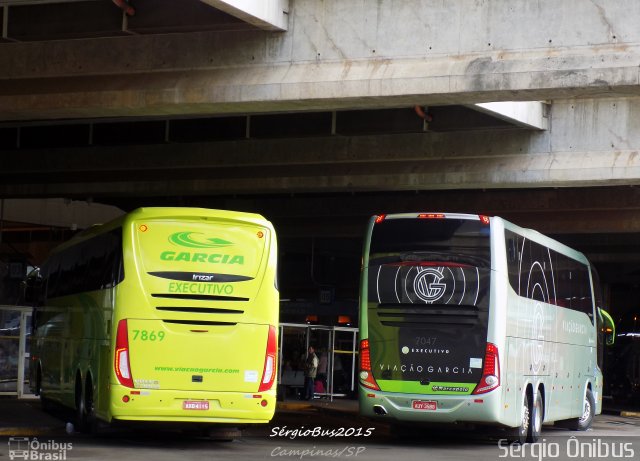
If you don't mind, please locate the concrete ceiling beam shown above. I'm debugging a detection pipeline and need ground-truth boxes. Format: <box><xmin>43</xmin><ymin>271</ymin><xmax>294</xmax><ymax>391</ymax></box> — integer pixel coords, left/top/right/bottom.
<box><xmin>0</xmin><ymin>43</ymin><xmax>638</xmax><ymax>121</ymax></box>
<box><xmin>0</xmin><ymin>198</ymin><xmax>123</xmax><ymax>229</ymax></box>
<box><xmin>3</xmin><ymin>147</ymin><xmax>640</xmax><ymax>197</ymax></box>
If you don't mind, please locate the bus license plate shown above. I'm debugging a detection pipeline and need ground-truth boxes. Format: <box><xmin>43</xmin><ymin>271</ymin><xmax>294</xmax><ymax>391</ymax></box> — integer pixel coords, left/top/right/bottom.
<box><xmin>412</xmin><ymin>400</ymin><xmax>437</xmax><ymax>410</ymax></box>
<box><xmin>183</xmin><ymin>401</ymin><xmax>209</xmax><ymax>410</ymax></box>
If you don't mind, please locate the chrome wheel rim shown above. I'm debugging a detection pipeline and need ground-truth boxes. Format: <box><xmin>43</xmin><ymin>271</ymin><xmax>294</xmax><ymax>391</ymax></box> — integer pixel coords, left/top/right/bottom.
<box><xmin>521</xmin><ymin>402</ymin><xmax>530</xmax><ymax>434</ymax></box>
<box><xmin>534</xmin><ymin>399</ymin><xmax>542</xmax><ymax>433</ymax></box>
<box><xmin>579</xmin><ymin>396</ymin><xmax>591</xmax><ymax>424</ymax></box>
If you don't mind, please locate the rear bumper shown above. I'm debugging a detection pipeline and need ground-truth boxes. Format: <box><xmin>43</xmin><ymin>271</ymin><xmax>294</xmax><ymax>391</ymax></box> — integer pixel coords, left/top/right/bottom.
<box><xmin>359</xmin><ymin>386</ymin><xmax>506</xmax><ymax>426</ymax></box>
<box><xmin>109</xmin><ymin>385</ymin><xmax>276</xmax><ymax>424</ymax></box>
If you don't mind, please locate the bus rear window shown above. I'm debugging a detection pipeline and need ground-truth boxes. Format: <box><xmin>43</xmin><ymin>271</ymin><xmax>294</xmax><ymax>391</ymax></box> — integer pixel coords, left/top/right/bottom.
<box><xmin>370</xmin><ymin>218</ymin><xmax>490</xmax><ymax>264</ymax></box>
<box><xmin>368</xmin><ymin>218</ymin><xmax>491</xmax><ymax>308</ymax></box>
<box><xmin>136</xmin><ymin>220</ymin><xmax>267</xmax><ymax>279</ymax></box>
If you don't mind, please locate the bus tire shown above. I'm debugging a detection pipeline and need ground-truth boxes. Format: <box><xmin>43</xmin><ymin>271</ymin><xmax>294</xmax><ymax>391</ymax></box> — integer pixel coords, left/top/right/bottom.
<box><xmin>75</xmin><ymin>374</ymin><xmax>90</xmax><ymax>433</ymax></box>
<box><xmin>528</xmin><ymin>389</ymin><xmax>543</xmax><ymax>443</ymax></box>
<box><xmin>84</xmin><ymin>374</ymin><xmax>98</xmax><ymax>434</ymax></box>
<box><xmin>566</xmin><ymin>388</ymin><xmax>595</xmax><ymax>431</ymax></box>
<box><xmin>37</xmin><ymin>365</ymin><xmax>53</xmax><ymax>412</ymax></box>
<box><xmin>509</xmin><ymin>392</ymin><xmax>531</xmax><ymax>444</ymax></box>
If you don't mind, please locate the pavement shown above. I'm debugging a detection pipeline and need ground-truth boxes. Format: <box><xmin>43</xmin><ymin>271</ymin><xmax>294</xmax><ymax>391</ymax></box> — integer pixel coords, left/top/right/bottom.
<box><xmin>2</xmin><ymin>394</ymin><xmax>639</xmax><ymax>438</ymax></box>
<box><xmin>277</xmin><ymin>397</ymin><xmax>359</xmax><ymax>415</ymax></box>
<box><xmin>0</xmin><ymin>397</ymin><xmax>67</xmax><ymax>437</ymax></box>
<box><xmin>601</xmin><ymin>396</ymin><xmax>640</xmax><ymax>418</ymax></box>
<box><xmin>0</xmin><ymin>396</ymin><xmax>360</xmax><ymax>437</ymax></box>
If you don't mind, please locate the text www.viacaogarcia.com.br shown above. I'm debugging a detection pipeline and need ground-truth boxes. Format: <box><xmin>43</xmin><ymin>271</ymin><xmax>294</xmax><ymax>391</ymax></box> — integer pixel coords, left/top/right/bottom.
<box><xmin>154</xmin><ymin>366</ymin><xmax>240</xmax><ymax>374</ymax></box>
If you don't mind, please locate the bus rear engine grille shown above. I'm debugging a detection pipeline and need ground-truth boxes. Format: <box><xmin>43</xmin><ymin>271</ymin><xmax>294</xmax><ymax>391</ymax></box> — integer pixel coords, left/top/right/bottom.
<box><xmin>377</xmin><ymin>311</ymin><xmax>478</xmax><ymax>327</ymax></box>
<box><xmin>162</xmin><ymin>319</ymin><xmax>238</xmax><ymax>326</ymax></box>
<box><xmin>156</xmin><ymin>306</ymin><xmax>244</xmax><ymax>314</ymax></box>
<box><xmin>152</xmin><ymin>293</ymin><xmax>249</xmax><ymax>302</ymax></box>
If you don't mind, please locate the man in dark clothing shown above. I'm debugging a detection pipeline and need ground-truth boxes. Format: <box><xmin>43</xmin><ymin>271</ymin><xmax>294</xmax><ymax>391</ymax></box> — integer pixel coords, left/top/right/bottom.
<box><xmin>303</xmin><ymin>345</ymin><xmax>319</xmax><ymax>400</ymax></box>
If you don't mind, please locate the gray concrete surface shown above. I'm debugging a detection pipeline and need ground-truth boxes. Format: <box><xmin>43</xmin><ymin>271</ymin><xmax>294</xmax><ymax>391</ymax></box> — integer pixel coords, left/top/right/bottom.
<box><xmin>2</xmin><ymin>1</ymin><xmax>640</xmax><ymax>215</ymax></box>
<box><xmin>1</xmin><ymin>396</ymin><xmax>639</xmax><ymax>461</ymax></box>
<box><xmin>4</xmin><ymin>97</ymin><xmax>640</xmax><ymax>198</ymax></box>
<box><xmin>1</xmin><ymin>0</ymin><xmax>640</xmax><ymax>119</ymax></box>
<box><xmin>0</xmin><ymin>397</ymin><xmax>359</xmax><ymax>437</ymax></box>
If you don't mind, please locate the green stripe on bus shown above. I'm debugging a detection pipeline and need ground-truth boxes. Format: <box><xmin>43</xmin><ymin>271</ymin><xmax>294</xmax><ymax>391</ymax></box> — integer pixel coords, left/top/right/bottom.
<box><xmin>377</xmin><ymin>380</ymin><xmax>476</xmax><ymax>395</ymax></box>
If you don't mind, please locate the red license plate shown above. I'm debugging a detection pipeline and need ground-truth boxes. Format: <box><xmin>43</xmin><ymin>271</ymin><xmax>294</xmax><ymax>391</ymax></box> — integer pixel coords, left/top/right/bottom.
<box><xmin>183</xmin><ymin>400</ymin><xmax>210</xmax><ymax>410</ymax></box>
<box><xmin>412</xmin><ymin>400</ymin><xmax>437</xmax><ymax>410</ymax></box>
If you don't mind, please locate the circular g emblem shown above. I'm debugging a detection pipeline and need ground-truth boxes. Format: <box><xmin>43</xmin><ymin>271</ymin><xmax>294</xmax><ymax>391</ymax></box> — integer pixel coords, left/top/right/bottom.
<box><xmin>414</xmin><ymin>268</ymin><xmax>447</xmax><ymax>303</ymax></box>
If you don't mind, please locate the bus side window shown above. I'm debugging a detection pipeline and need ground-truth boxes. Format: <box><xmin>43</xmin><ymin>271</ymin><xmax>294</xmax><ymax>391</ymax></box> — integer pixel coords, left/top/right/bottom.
<box><xmin>507</xmin><ymin>238</ymin><xmax>517</xmax><ymax>263</ymax></box>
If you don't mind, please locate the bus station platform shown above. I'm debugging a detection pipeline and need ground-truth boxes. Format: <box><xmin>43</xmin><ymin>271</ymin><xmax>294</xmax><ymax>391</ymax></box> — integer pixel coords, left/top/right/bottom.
<box><xmin>0</xmin><ymin>397</ymin><xmax>65</xmax><ymax>437</ymax></box>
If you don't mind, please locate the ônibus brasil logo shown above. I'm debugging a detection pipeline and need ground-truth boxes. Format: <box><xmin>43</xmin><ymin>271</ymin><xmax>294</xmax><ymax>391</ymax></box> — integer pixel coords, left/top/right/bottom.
<box><xmin>161</xmin><ymin>232</ymin><xmax>244</xmax><ymax>264</ymax></box>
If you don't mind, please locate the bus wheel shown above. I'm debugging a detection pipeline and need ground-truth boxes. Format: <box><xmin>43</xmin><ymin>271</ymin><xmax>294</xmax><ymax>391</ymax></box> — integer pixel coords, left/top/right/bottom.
<box><xmin>509</xmin><ymin>392</ymin><xmax>532</xmax><ymax>444</ymax></box>
<box><xmin>37</xmin><ymin>366</ymin><xmax>53</xmax><ymax>412</ymax></box>
<box><xmin>75</xmin><ymin>374</ymin><xmax>90</xmax><ymax>433</ymax></box>
<box><xmin>567</xmin><ymin>389</ymin><xmax>595</xmax><ymax>431</ymax></box>
<box><xmin>528</xmin><ymin>389</ymin><xmax>543</xmax><ymax>443</ymax></box>
<box><xmin>84</xmin><ymin>375</ymin><xmax>98</xmax><ymax>434</ymax></box>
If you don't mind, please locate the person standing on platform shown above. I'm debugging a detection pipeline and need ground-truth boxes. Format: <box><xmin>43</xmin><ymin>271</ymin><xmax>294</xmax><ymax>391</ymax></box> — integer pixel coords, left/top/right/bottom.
<box><xmin>317</xmin><ymin>350</ymin><xmax>328</xmax><ymax>392</ymax></box>
<box><xmin>303</xmin><ymin>345</ymin><xmax>319</xmax><ymax>400</ymax></box>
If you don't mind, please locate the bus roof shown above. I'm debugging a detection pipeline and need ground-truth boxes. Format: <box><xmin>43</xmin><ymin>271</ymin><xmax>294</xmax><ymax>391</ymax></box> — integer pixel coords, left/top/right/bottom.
<box><xmin>371</xmin><ymin>212</ymin><xmax>590</xmax><ymax>266</ymax></box>
<box><xmin>49</xmin><ymin>207</ymin><xmax>271</xmax><ymax>255</ymax></box>
<box><xmin>494</xmin><ymin>216</ymin><xmax>590</xmax><ymax>266</ymax></box>
<box><xmin>376</xmin><ymin>212</ymin><xmax>484</xmax><ymax>221</ymax></box>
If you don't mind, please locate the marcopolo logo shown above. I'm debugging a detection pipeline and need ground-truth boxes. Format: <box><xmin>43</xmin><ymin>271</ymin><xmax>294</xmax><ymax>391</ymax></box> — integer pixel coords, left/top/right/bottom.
<box><xmin>161</xmin><ymin>232</ymin><xmax>245</xmax><ymax>265</ymax></box>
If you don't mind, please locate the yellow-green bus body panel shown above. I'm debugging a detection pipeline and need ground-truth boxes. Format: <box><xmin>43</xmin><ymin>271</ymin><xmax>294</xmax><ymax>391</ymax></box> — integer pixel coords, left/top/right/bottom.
<box><xmin>32</xmin><ymin>207</ymin><xmax>278</xmax><ymax>426</ymax></box>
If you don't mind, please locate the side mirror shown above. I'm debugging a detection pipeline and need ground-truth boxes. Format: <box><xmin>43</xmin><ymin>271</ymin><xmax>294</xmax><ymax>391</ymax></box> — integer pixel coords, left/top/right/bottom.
<box><xmin>22</xmin><ymin>267</ymin><xmax>42</xmax><ymax>305</ymax></box>
<box><xmin>599</xmin><ymin>309</ymin><xmax>616</xmax><ymax>346</ymax></box>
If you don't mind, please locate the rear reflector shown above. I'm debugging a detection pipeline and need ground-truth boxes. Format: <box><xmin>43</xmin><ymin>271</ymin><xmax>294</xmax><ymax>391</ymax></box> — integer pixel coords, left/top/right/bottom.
<box><xmin>115</xmin><ymin>319</ymin><xmax>134</xmax><ymax>388</ymax></box>
<box><xmin>258</xmin><ymin>325</ymin><xmax>277</xmax><ymax>392</ymax></box>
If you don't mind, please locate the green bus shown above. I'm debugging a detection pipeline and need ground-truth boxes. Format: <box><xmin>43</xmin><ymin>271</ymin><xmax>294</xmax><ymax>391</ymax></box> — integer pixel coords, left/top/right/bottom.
<box><xmin>28</xmin><ymin>207</ymin><xmax>278</xmax><ymax>431</ymax></box>
<box><xmin>359</xmin><ymin>212</ymin><xmax>612</xmax><ymax>442</ymax></box>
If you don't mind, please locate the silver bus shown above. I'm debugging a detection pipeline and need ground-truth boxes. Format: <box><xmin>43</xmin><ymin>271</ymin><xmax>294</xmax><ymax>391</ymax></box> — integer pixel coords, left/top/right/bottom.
<box><xmin>358</xmin><ymin>213</ymin><xmax>608</xmax><ymax>442</ymax></box>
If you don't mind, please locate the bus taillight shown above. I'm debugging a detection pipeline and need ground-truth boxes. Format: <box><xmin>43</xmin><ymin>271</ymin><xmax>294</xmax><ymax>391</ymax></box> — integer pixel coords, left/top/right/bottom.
<box><xmin>417</xmin><ymin>213</ymin><xmax>445</xmax><ymax>219</ymax></box>
<box><xmin>375</xmin><ymin>215</ymin><xmax>386</xmax><ymax>224</ymax></box>
<box><xmin>479</xmin><ymin>215</ymin><xmax>490</xmax><ymax>225</ymax></box>
<box><xmin>258</xmin><ymin>325</ymin><xmax>277</xmax><ymax>392</ymax></box>
<box><xmin>472</xmin><ymin>342</ymin><xmax>500</xmax><ymax>395</ymax></box>
<box><xmin>359</xmin><ymin>339</ymin><xmax>380</xmax><ymax>391</ymax></box>
<box><xmin>115</xmin><ymin>319</ymin><xmax>134</xmax><ymax>388</ymax></box>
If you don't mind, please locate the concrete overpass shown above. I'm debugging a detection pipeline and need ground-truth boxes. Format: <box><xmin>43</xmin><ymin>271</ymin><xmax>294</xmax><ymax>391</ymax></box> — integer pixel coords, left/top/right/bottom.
<box><xmin>1</xmin><ymin>0</ymin><xmax>640</xmax><ymax>314</ymax></box>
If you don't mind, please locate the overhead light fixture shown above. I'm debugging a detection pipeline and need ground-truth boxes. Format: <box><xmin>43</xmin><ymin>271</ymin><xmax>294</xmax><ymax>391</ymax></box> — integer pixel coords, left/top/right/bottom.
<box><xmin>338</xmin><ymin>315</ymin><xmax>351</xmax><ymax>325</ymax></box>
